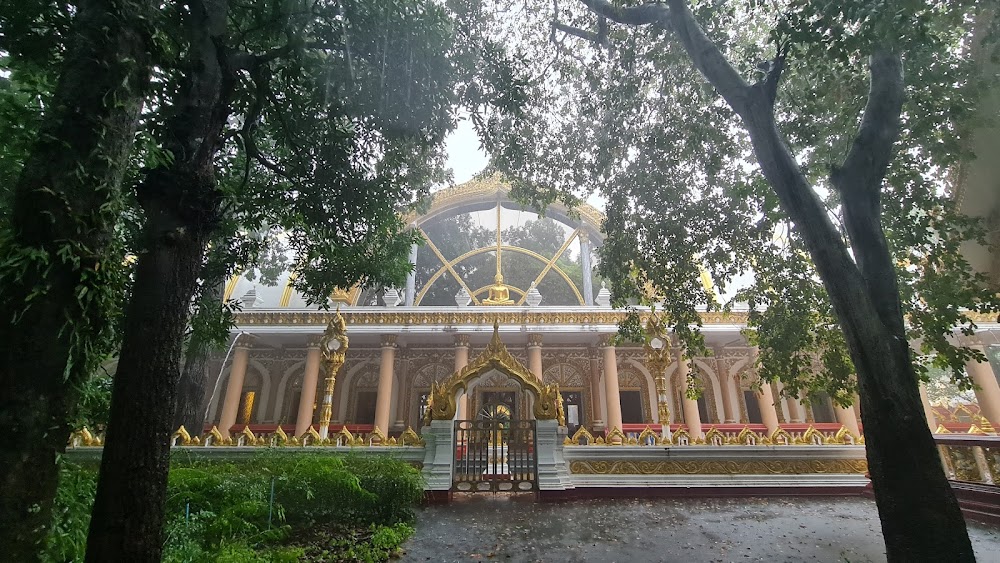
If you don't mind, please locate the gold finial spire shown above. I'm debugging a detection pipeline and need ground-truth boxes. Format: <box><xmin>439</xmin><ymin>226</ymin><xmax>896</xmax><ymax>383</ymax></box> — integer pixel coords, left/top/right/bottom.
<box><xmin>484</xmin><ymin>203</ymin><xmax>514</xmax><ymax>305</ymax></box>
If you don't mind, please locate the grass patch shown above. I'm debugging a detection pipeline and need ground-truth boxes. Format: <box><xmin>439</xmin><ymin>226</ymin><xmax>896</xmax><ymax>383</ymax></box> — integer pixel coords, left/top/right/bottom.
<box><xmin>44</xmin><ymin>452</ymin><xmax>421</xmax><ymax>562</ymax></box>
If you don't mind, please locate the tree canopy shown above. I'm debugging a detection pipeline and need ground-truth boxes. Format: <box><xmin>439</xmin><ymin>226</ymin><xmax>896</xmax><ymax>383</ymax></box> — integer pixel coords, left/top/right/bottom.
<box><xmin>478</xmin><ymin>0</ymin><xmax>999</xmax><ymax>400</ymax></box>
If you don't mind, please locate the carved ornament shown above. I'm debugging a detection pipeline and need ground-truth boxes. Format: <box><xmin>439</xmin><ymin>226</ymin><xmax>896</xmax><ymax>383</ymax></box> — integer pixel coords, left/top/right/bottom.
<box><xmin>427</xmin><ymin>321</ymin><xmax>560</xmax><ymax>421</ymax></box>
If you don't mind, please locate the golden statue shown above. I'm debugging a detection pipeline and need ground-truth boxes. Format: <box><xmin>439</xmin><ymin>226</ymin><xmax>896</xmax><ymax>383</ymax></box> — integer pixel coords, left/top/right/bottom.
<box><xmin>483</xmin><ymin>273</ymin><xmax>514</xmax><ymax>305</ymax></box>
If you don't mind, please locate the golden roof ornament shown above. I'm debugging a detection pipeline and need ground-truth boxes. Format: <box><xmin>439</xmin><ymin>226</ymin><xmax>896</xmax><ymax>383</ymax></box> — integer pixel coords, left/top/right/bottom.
<box><xmin>483</xmin><ymin>202</ymin><xmax>514</xmax><ymax>306</ymax></box>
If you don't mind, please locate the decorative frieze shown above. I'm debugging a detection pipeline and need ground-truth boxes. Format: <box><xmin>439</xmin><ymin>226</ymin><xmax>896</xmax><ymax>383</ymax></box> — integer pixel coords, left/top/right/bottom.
<box><xmin>568</xmin><ymin>458</ymin><xmax>869</xmax><ymax>475</ymax></box>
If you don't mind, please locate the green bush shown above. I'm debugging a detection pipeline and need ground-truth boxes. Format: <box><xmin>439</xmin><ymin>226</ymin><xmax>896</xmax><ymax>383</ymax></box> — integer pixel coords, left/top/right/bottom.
<box><xmin>44</xmin><ymin>452</ymin><xmax>423</xmax><ymax>562</ymax></box>
<box><xmin>43</xmin><ymin>462</ymin><xmax>98</xmax><ymax>562</ymax></box>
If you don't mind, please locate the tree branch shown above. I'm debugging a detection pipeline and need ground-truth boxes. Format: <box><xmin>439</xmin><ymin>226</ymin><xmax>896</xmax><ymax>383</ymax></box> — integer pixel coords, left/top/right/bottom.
<box><xmin>753</xmin><ymin>40</ymin><xmax>788</xmax><ymax>110</ymax></box>
<box><xmin>832</xmin><ymin>49</ymin><xmax>905</xmax><ymax>196</ymax></box>
<box><xmin>581</xmin><ymin>0</ymin><xmax>753</xmax><ymax>114</ymax></box>
<box><xmin>830</xmin><ymin>48</ymin><xmax>906</xmax><ymax>335</ymax></box>
<box><xmin>580</xmin><ymin>0</ymin><xmax>667</xmax><ymax>26</ymax></box>
<box><xmin>552</xmin><ymin>21</ymin><xmax>607</xmax><ymax>47</ymax></box>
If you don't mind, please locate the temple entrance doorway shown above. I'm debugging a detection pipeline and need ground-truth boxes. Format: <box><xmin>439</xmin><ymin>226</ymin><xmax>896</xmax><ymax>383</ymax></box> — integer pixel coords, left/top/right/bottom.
<box><xmin>452</xmin><ymin>417</ymin><xmax>537</xmax><ymax>493</ymax></box>
<box><xmin>453</xmin><ymin>388</ymin><xmax>536</xmax><ymax>493</ymax></box>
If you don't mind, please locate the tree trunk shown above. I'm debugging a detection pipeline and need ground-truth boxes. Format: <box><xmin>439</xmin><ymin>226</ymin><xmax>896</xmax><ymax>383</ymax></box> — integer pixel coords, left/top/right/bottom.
<box><xmin>173</xmin><ymin>283</ymin><xmax>225</xmax><ymax>434</ymax></box>
<box><xmin>174</xmin><ymin>338</ymin><xmax>213</xmax><ymax>434</ymax></box>
<box><xmin>577</xmin><ymin>2</ymin><xmax>976</xmax><ymax>559</ymax></box>
<box><xmin>0</xmin><ymin>0</ymin><xmax>151</xmax><ymax>558</ymax></box>
<box><xmin>84</xmin><ymin>0</ymin><xmax>231</xmax><ymax>558</ymax></box>
<box><xmin>740</xmin><ymin>84</ymin><xmax>974</xmax><ymax>563</ymax></box>
<box><xmin>84</xmin><ymin>217</ymin><xmax>208</xmax><ymax>561</ymax></box>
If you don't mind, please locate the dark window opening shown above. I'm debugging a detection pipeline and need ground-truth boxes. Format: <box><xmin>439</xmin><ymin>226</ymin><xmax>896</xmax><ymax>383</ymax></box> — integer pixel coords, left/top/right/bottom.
<box><xmin>621</xmin><ymin>390</ymin><xmax>644</xmax><ymax>424</ymax></box>
<box><xmin>743</xmin><ymin>390</ymin><xmax>762</xmax><ymax>424</ymax></box>
<box><xmin>354</xmin><ymin>391</ymin><xmax>378</xmax><ymax>425</ymax></box>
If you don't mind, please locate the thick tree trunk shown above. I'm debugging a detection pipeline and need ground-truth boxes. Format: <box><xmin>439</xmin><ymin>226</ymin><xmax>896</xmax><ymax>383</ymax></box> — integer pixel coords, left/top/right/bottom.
<box><xmin>174</xmin><ymin>339</ymin><xmax>213</xmax><ymax>434</ymax></box>
<box><xmin>85</xmin><ymin>0</ymin><xmax>231</xmax><ymax>559</ymax></box>
<box><xmin>84</xmin><ymin>218</ymin><xmax>207</xmax><ymax>561</ymax></box>
<box><xmin>740</xmin><ymin>80</ymin><xmax>974</xmax><ymax>563</ymax></box>
<box><xmin>172</xmin><ymin>283</ymin><xmax>225</xmax><ymax>433</ymax></box>
<box><xmin>578</xmin><ymin>2</ymin><xmax>975</xmax><ymax>559</ymax></box>
<box><xmin>0</xmin><ymin>0</ymin><xmax>151</xmax><ymax>558</ymax></box>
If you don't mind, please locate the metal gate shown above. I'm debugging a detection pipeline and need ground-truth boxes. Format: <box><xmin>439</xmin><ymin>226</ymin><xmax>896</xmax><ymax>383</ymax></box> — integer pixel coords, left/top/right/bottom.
<box><xmin>452</xmin><ymin>419</ymin><xmax>537</xmax><ymax>493</ymax></box>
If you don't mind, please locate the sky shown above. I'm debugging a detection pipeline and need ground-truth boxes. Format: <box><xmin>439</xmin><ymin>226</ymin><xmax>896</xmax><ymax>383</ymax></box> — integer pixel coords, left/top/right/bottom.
<box><xmin>443</xmin><ymin>117</ymin><xmax>608</xmax><ymax>211</ymax></box>
<box><xmin>444</xmin><ymin>118</ymin><xmax>489</xmax><ymax>185</ymax></box>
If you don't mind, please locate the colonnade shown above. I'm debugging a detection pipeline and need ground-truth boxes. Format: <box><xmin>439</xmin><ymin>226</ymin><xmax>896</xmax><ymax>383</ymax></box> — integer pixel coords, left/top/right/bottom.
<box><xmin>215</xmin><ymin>332</ymin><xmax>999</xmax><ymax>440</ymax></box>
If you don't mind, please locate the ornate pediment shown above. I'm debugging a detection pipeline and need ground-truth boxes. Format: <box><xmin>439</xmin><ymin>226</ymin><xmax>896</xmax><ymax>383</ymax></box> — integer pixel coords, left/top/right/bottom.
<box><xmin>426</xmin><ymin>321</ymin><xmax>561</xmax><ymax>422</ymax></box>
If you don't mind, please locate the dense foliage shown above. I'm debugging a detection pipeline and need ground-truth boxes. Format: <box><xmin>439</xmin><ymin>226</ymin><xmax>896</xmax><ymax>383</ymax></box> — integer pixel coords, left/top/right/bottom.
<box><xmin>477</xmin><ymin>0</ymin><xmax>999</xmax><ymax>402</ymax></box>
<box><xmin>44</xmin><ymin>454</ymin><xmax>422</xmax><ymax>563</ymax></box>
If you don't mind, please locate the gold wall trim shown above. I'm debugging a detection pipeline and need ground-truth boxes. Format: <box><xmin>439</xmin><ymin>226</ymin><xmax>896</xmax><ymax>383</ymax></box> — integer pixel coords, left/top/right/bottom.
<box><xmin>568</xmin><ymin>459</ymin><xmax>868</xmax><ymax>475</ymax></box>
<box><xmin>232</xmin><ymin>310</ymin><xmax>749</xmax><ymax>327</ymax></box>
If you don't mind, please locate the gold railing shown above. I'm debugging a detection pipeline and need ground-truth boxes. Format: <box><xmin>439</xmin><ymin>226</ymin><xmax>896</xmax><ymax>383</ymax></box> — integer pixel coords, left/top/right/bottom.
<box><xmin>66</xmin><ymin>425</ymin><xmax>425</xmax><ymax>449</ymax></box>
<box><xmin>936</xmin><ymin>435</ymin><xmax>1000</xmax><ymax>485</ymax></box>
<box><xmin>563</xmin><ymin>424</ymin><xmax>864</xmax><ymax>446</ymax></box>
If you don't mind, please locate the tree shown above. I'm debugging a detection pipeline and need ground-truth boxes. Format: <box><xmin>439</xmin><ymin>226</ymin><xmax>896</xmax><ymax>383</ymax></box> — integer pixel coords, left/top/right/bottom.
<box><xmin>484</xmin><ymin>0</ymin><xmax>998</xmax><ymax>560</ymax></box>
<box><xmin>0</xmin><ymin>1</ymin><xmax>155</xmax><ymax>557</ymax></box>
<box><xmin>84</xmin><ymin>0</ymin><xmax>521</xmax><ymax>559</ymax></box>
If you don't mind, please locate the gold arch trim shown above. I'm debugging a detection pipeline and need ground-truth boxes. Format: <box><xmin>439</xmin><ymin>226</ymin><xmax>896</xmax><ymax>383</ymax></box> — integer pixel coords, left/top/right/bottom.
<box><xmin>279</xmin><ymin>272</ymin><xmax>362</xmax><ymax>307</ymax></box>
<box><xmin>223</xmin><ymin>273</ymin><xmax>242</xmax><ymax>302</ymax></box>
<box><xmin>427</xmin><ymin>322</ymin><xmax>562</xmax><ymax>422</ymax></box>
<box><xmin>517</xmin><ymin>228</ymin><xmax>580</xmax><ymax>305</ymax></box>
<box><xmin>414</xmin><ymin>245</ymin><xmax>585</xmax><ymax>306</ymax></box>
<box><xmin>279</xmin><ymin>272</ymin><xmax>299</xmax><ymax>307</ymax></box>
<box><xmin>403</xmin><ymin>175</ymin><xmax>605</xmax><ymax>237</ymax></box>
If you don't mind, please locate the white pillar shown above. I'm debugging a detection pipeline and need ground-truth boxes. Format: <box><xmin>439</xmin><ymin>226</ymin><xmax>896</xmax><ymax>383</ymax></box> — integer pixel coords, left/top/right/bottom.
<box><xmin>294</xmin><ymin>345</ymin><xmax>321</xmax><ymax>437</ymax></box>
<box><xmin>589</xmin><ymin>347</ymin><xmax>605</xmax><ymax>432</ymax></box>
<box><xmin>528</xmin><ymin>334</ymin><xmax>543</xmax><ymax>420</ymax></box>
<box><xmin>454</xmin><ymin>335</ymin><xmax>470</xmax><ymax>419</ymax></box>
<box><xmin>716</xmin><ymin>357</ymin><xmax>738</xmax><ymax>423</ymax></box>
<box><xmin>404</xmin><ymin>242</ymin><xmax>418</xmax><ymax>306</ymax></box>
<box><xmin>373</xmin><ymin>335</ymin><xmax>397</xmax><ymax>437</ymax></box>
<box><xmin>757</xmin><ymin>383</ymin><xmax>780</xmax><ymax>436</ymax></box>
<box><xmin>919</xmin><ymin>383</ymin><xmax>938</xmax><ymax>432</ymax></box>
<box><xmin>835</xmin><ymin>403</ymin><xmax>861</xmax><ymax>437</ymax></box>
<box><xmin>777</xmin><ymin>381</ymin><xmax>806</xmax><ymax>423</ymax></box>
<box><xmin>580</xmin><ymin>233</ymin><xmax>594</xmax><ymax>306</ymax></box>
<box><xmin>601</xmin><ymin>336</ymin><xmax>623</xmax><ymax>436</ymax></box>
<box><xmin>219</xmin><ymin>346</ymin><xmax>250</xmax><ymax>439</ymax></box>
<box><xmin>677</xmin><ymin>352</ymin><xmax>702</xmax><ymax>437</ymax></box>
<box><xmin>750</xmin><ymin>348</ymin><xmax>780</xmax><ymax>436</ymax></box>
<box><xmin>968</xmin><ymin>344</ymin><xmax>1000</xmax><ymax>428</ymax></box>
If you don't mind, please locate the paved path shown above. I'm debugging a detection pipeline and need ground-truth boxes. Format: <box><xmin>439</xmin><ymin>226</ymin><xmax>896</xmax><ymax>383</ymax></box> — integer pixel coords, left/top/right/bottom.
<box><xmin>402</xmin><ymin>495</ymin><xmax>1000</xmax><ymax>563</ymax></box>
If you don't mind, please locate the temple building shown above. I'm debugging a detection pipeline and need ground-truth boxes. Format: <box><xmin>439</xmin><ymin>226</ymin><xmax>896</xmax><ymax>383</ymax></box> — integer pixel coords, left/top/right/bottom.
<box><xmin>206</xmin><ymin>177</ymin><xmax>1000</xmax><ymax>444</ymax></box>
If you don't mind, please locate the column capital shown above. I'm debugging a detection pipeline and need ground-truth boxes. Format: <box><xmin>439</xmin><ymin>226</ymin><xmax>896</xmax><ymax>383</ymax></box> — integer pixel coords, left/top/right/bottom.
<box><xmin>380</xmin><ymin>334</ymin><xmax>397</xmax><ymax>348</ymax></box>
<box><xmin>579</xmin><ymin>231</ymin><xmax>590</xmax><ymax>244</ymax></box>
<box><xmin>454</xmin><ymin>334</ymin><xmax>470</xmax><ymax>347</ymax></box>
<box><xmin>527</xmin><ymin>333</ymin><xmax>543</xmax><ymax>347</ymax></box>
<box><xmin>599</xmin><ymin>334</ymin><xmax>616</xmax><ymax>347</ymax></box>
<box><xmin>306</xmin><ymin>335</ymin><xmax>323</xmax><ymax>348</ymax></box>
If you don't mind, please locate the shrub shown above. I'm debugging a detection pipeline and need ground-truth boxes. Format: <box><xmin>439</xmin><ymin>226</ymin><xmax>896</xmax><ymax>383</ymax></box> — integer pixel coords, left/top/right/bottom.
<box><xmin>46</xmin><ymin>452</ymin><xmax>423</xmax><ymax>562</ymax></box>
<box><xmin>42</xmin><ymin>462</ymin><xmax>97</xmax><ymax>562</ymax></box>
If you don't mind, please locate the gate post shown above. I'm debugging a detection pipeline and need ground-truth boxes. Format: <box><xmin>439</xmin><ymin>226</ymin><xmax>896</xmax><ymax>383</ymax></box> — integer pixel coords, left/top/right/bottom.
<box><xmin>421</xmin><ymin>419</ymin><xmax>455</xmax><ymax>494</ymax></box>
<box><xmin>535</xmin><ymin>419</ymin><xmax>574</xmax><ymax>491</ymax></box>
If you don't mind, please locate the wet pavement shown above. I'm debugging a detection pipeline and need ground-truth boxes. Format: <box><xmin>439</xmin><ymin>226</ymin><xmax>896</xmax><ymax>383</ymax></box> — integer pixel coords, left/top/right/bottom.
<box><xmin>401</xmin><ymin>495</ymin><xmax>1000</xmax><ymax>563</ymax></box>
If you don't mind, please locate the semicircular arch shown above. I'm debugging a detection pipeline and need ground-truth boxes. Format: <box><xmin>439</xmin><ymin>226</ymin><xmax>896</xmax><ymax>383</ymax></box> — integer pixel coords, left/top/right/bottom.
<box><xmin>405</xmin><ymin>177</ymin><xmax>605</xmax><ymax>242</ymax></box>
<box><xmin>414</xmin><ymin>245</ymin><xmax>585</xmax><ymax>306</ymax></box>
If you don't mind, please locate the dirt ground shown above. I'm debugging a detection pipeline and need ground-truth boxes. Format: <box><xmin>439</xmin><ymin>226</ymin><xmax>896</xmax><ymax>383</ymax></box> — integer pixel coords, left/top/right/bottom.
<box><xmin>401</xmin><ymin>495</ymin><xmax>1000</xmax><ymax>563</ymax></box>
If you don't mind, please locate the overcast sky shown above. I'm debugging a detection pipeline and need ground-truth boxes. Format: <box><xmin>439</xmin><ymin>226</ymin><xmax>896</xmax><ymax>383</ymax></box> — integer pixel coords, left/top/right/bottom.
<box><xmin>444</xmin><ymin>118</ymin><xmax>489</xmax><ymax>185</ymax></box>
